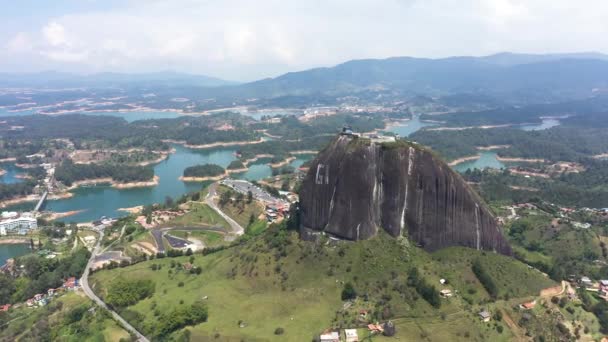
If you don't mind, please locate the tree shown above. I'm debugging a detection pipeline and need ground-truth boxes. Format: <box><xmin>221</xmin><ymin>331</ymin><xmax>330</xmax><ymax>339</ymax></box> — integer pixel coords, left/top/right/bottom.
<box><xmin>0</xmin><ymin>274</ymin><xmax>16</xmax><ymax>304</ymax></box>
<box><xmin>219</xmin><ymin>190</ymin><xmax>232</xmax><ymax>206</ymax></box>
<box><xmin>248</xmin><ymin>214</ymin><xmax>255</xmax><ymax>227</ymax></box>
<box><xmin>235</xmin><ymin>192</ymin><xmax>245</xmax><ymax>204</ymax></box>
<box><xmin>247</xmin><ymin>190</ymin><xmax>253</xmax><ymax>203</ymax></box>
<box><xmin>341</xmin><ymin>282</ymin><xmax>357</xmax><ymax>301</ymax></box>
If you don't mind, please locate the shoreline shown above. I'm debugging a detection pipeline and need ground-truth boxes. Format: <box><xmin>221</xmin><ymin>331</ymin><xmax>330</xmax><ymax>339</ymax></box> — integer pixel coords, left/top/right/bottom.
<box><xmin>42</xmin><ymin>210</ymin><xmax>85</xmax><ymax>221</ymax></box>
<box><xmin>180</xmin><ymin>138</ymin><xmax>266</xmax><ymax>149</ymax></box>
<box><xmin>114</xmin><ymin>175</ymin><xmax>160</xmax><ymax>189</ymax></box>
<box><xmin>118</xmin><ymin>206</ymin><xmax>143</xmax><ymax>214</ymax></box>
<box><xmin>226</xmin><ymin>167</ymin><xmax>249</xmax><ymax>173</ymax></box>
<box><xmin>428</xmin><ymin>124</ymin><xmax>512</xmax><ymax>131</ymax></box>
<box><xmin>269</xmin><ymin>156</ymin><xmax>296</xmax><ymax>168</ymax></box>
<box><xmin>180</xmin><ymin>174</ymin><xmax>226</xmax><ymax>182</ymax></box>
<box><xmin>0</xmin><ymin>238</ymin><xmax>30</xmax><ymax>245</ymax></box>
<box><xmin>0</xmin><ymin>194</ymin><xmax>40</xmax><ymax>208</ymax></box>
<box><xmin>290</xmin><ymin>150</ymin><xmax>318</xmax><ymax>155</ymax></box>
<box><xmin>593</xmin><ymin>153</ymin><xmax>608</xmax><ymax>159</ymax></box>
<box><xmin>65</xmin><ymin>175</ymin><xmax>160</xmax><ymax>189</ymax></box>
<box><xmin>241</xmin><ymin>154</ymin><xmax>274</xmax><ymax>166</ymax></box>
<box><xmin>71</xmin><ymin>148</ymin><xmax>174</xmax><ymax>166</ymax></box>
<box><xmin>476</xmin><ymin>145</ymin><xmax>511</xmax><ymax>151</ymax></box>
<box><xmin>496</xmin><ymin>156</ymin><xmax>545</xmax><ymax>163</ymax></box>
<box><xmin>448</xmin><ymin>155</ymin><xmax>481</xmax><ymax>166</ymax></box>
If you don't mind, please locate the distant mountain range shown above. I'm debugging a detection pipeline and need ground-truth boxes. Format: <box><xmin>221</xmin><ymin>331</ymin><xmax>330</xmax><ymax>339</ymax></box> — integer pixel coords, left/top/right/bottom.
<box><xmin>0</xmin><ymin>70</ymin><xmax>237</xmax><ymax>88</ymax></box>
<box><xmin>220</xmin><ymin>52</ymin><xmax>608</xmax><ymax>100</ymax></box>
<box><xmin>3</xmin><ymin>52</ymin><xmax>608</xmax><ymax>102</ymax></box>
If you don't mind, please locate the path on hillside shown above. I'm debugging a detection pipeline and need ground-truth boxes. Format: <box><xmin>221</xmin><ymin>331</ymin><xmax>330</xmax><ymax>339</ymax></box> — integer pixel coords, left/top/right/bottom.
<box><xmin>205</xmin><ymin>182</ymin><xmax>244</xmax><ymax>236</ymax></box>
<box><xmin>80</xmin><ymin>230</ymin><xmax>150</xmax><ymax>342</ymax></box>
<box><xmin>501</xmin><ymin>309</ymin><xmax>526</xmax><ymax>341</ymax></box>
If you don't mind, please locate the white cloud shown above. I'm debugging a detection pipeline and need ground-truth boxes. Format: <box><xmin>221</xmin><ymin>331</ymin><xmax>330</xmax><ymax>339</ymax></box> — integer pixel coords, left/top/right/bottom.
<box><xmin>2</xmin><ymin>0</ymin><xmax>608</xmax><ymax>80</ymax></box>
<box><xmin>42</xmin><ymin>21</ymin><xmax>69</xmax><ymax>47</ymax></box>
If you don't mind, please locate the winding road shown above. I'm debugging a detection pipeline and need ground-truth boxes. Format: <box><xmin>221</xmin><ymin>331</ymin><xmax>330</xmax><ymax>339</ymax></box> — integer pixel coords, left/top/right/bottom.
<box><xmin>80</xmin><ymin>229</ymin><xmax>150</xmax><ymax>342</ymax></box>
<box><xmin>205</xmin><ymin>182</ymin><xmax>245</xmax><ymax>236</ymax></box>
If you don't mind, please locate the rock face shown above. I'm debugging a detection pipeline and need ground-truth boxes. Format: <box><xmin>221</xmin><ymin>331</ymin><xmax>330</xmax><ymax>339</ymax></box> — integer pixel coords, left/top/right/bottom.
<box><xmin>299</xmin><ymin>135</ymin><xmax>512</xmax><ymax>255</ymax></box>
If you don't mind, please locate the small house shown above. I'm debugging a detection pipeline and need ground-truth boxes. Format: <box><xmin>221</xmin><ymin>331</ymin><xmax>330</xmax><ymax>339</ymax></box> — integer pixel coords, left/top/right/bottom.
<box><xmin>440</xmin><ymin>289</ymin><xmax>453</xmax><ymax>298</ymax></box>
<box><xmin>320</xmin><ymin>331</ymin><xmax>340</xmax><ymax>342</ymax></box>
<box><xmin>581</xmin><ymin>276</ymin><xmax>593</xmax><ymax>288</ymax></box>
<box><xmin>600</xmin><ymin>280</ymin><xmax>608</xmax><ymax>291</ymax></box>
<box><xmin>64</xmin><ymin>277</ymin><xmax>78</xmax><ymax>290</ymax></box>
<box><xmin>520</xmin><ymin>300</ymin><xmax>536</xmax><ymax>310</ymax></box>
<box><xmin>26</xmin><ymin>299</ymin><xmax>34</xmax><ymax>307</ymax></box>
<box><xmin>345</xmin><ymin>329</ymin><xmax>359</xmax><ymax>342</ymax></box>
<box><xmin>47</xmin><ymin>288</ymin><xmax>55</xmax><ymax>297</ymax></box>
<box><xmin>183</xmin><ymin>263</ymin><xmax>193</xmax><ymax>271</ymax></box>
<box><xmin>0</xmin><ymin>304</ymin><xmax>11</xmax><ymax>312</ymax></box>
<box><xmin>479</xmin><ymin>310</ymin><xmax>491</xmax><ymax>322</ymax></box>
<box><xmin>368</xmin><ymin>324</ymin><xmax>384</xmax><ymax>334</ymax></box>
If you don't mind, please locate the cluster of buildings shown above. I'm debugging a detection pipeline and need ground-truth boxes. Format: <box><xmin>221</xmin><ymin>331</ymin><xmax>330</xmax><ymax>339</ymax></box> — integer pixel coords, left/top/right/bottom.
<box><xmin>319</xmin><ymin>321</ymin><xmax>395</xmax><ymax>342</ymax></box>
<box><xmin>578</xmin><ymin>276</ymin><xmax>608</xmax><ymax>301</ymax></box>
<box><xmin>1</xmin><ymin>277</ymin><xmax>80</xmax><ymax>312</ymax></box>
<box><xmin>0</xmin><ymin>211</ymin><xmax>37</xmax><ymax>235</ymax></box>
<box><xmin>220</xmin><ymin>178</ymin><xmax>292</xmax><ymax>223</ymax></box>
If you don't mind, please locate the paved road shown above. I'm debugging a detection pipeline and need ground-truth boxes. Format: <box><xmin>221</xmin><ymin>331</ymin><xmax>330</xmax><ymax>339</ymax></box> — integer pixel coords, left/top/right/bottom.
<box><xmin>80</xmin><ymin>230</ymin><xmax>150</xmax><ymax>342</ymax></box>
<box><xmin>206</xmin><ymin>182</ymin><xmax>244</xmax><ymax>236</ymax></box>
<box><xmin>150</xmin><ymin>229</ymin><xmax>165</xmax><ymax>253</ymax></box>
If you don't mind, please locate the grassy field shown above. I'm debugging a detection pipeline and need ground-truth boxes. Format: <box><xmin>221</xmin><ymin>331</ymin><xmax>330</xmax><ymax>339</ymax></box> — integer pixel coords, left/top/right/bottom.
<box><xmin>433</xmin><ymin>247</ymin><xmax>555</xmax><ymax>303</ymax></box>
<box><xmin>170</xmin><ymin>230</ymin><xmax>227</xmax><ymax>248</ymax></box>
<box><xmin>165</xmin><ymin>202</ymin><xmax>230</xmax><ymax>229</ymax></box>
<box><xmin>89</xmin><ymin>228</ymin><xmax>554</xmax><ymax>341</ymax></box>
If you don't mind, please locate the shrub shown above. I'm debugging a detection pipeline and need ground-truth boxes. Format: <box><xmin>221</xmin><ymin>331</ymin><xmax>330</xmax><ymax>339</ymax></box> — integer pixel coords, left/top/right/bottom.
<box><xmin>472</xmin><ymin>259</ymin><xmax>498</xmax><ymax>299</ymax></box>
<box><xmin>106</xmin><ymin>278</ymin><xmax>155</xmax><ymax>308</ymax></box>
<box><xmin>156</xmin><ymin>302</ymin><xmax>208</xmax><ymax>337</ymax></box>
<box><xmin>341</xmin><ymin>282</ymin><xmax>357</xmax><ymax>301</ymax></box>
<box><xmin>274</xmin><ymin>327</ymin><xmax>285</xmax><ymax>335</ymax></box>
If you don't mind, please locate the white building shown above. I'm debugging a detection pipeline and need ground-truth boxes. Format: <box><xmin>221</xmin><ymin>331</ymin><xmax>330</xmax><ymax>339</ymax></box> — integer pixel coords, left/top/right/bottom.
<box><xmin>345</xmin><ymin>329</ymin><xmax>359</xmax><ymax>342</ymax></box>
<box><xmin>320</xmin><ymin>331</ymin><xmax>340</xmax><ymax>342</ymax></box>
<box><xmin>0</xmin><ymin>212</ymin><xmax>37</xmax><ymax>235</ymax></box>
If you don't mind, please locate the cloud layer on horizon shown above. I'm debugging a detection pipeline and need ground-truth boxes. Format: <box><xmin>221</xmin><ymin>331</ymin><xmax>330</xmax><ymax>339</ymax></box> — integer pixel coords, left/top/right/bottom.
<box><xmin>2</xmin><ymin>0</ymin><xmax>608</xmax><ymax>81</ymax></box>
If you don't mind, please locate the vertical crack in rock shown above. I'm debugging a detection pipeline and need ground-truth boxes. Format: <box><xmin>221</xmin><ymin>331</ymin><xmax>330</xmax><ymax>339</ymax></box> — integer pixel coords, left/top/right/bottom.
<box><xmin>475</xmin><ymin>204</ymin><xmax>481</xmax><ymax>250</ymax></box>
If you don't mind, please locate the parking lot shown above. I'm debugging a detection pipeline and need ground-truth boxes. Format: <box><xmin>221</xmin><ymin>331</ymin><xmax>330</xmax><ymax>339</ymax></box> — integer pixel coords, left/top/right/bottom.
<box><xmin>221</xmin><ymin>179</ymin><xmax>277</xmax><ymax>203</ymax></box>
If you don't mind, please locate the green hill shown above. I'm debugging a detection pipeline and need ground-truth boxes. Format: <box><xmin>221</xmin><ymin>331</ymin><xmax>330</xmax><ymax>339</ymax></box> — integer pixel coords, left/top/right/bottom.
<box><xmin>89</xmin><ymin>225</ymin><xmax>555</xmax><ymax>341</ymax></box>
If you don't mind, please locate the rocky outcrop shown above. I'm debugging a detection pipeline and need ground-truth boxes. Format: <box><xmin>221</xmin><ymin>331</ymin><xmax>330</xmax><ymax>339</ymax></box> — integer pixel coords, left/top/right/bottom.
<box><xmin>299</xmin><ymin>135</ymin><xmax>512</xmax><ymax>255</ymax></box>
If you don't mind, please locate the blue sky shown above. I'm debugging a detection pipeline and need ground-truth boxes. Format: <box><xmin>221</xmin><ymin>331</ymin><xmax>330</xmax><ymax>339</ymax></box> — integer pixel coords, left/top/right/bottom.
<box><xmin>2</xmin><ymin>0</ymin><xmax>608</xmax><ymax>81</ymax></box>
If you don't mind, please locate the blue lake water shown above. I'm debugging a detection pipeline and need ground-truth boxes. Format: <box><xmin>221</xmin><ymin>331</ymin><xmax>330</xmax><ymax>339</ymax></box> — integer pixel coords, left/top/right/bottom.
<box><xmin>453</xmin><ymin>151</ymin><xmax>506</xmax><ymax>173</ymax></box>
<box><xmin>0</xmin><ymin>107</ymin><xmax>190</xmax><ymax>122</ymax></box>
<box><xmin>83</xmin><ymin>110</ymin><xmax>188</xmax><ymax>122</ymax></box>
<box><xmin>0</xmin><ymin>243</ymin><xmax>31</xmax><ymax>265</ymax></box>
<box><xmin>7</xmin><ymin>144</ymin><xmax>313</xmax><ymax>222</ymax></box>
<box><xmin>0</xmin><ymin>163</ymin><xmax>25</xmax><ymax>184</ymax></box>
<box><xmin>386</xmin><ymin>115</ymin><xmax>437</xmax><ymax>137</ymax></box>
<box><xmin>520</xmin><ymin>119</ymin><xmax>560</xmax><ymax>131</ymax></box>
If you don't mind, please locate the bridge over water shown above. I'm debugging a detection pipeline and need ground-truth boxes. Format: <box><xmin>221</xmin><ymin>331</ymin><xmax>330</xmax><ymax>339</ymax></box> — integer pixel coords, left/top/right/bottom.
<box><xmin>34</xmin><ymin>191</ymin><xmax>48</xmax><ymax>212</ymax></box>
